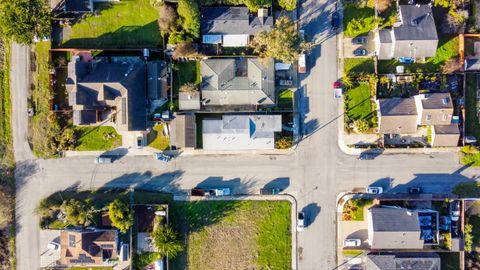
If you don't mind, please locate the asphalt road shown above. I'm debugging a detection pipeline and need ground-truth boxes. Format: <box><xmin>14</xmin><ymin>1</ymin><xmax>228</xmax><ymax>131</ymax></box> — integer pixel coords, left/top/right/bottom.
<box><xmin>11</xmin><ymin>4</ymin><xmax>480</xmax><ymax>270</ymax></box>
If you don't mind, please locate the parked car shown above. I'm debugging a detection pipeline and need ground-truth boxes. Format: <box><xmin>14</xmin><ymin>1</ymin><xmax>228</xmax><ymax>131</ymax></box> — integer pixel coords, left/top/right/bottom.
<box><xmin>353</xmin><ymin>48</ymin><xmax>367</xmax><ymax>56</ymax></box>
<box><xmin>451</xmin><ymin>220</ymin><xmax>459</xmax><ymax>238</ymax></box>
<box><xmin>297</xmin><ymin>212</ymin><xmax>305</xmax><ymax>231</ymax></box>
<box><xmin>344</xmin><ymin>238</ymin><xmax>361</xmax><ymax>247</ymax></box>
<box><xmin>94</xmin><ymin>156</ymin><xmax>113</xmax><ymax>164</ymax></box>
<box><xmin>465</xmin><ymin>136</ymin><xmax>477</xmax><ymax>144</ymax></box>
<box><xmin>208</xmin><ymin>188</ymin><xmax>231</xmax><ymax>196</ymax></box>
<box><xmin>153</xmin><ymin>152</ymin><xmax>171</xmax><ymax>162</ymax></box>
<box><xmin>47</xmin><ymin>242</ymin><xmax>60</xmax><ymax>251</ymax></box>
<box><xmin>332</xmin><ymin>12</ymin><xmax>340</xmax><ymax>29</ymax></box>
<box><xmin>366</xmin><ymin>187</ymin><xmax>383</xmax><ymax>194</ymax></box>
<box><xmin>348</xmin><ymin>265</ymin><xmax>363</xmax><ymax>270</ymax></box>
<box><xmin>333</xmin><ymin>81</ymin><xmax>343</xmax><ymax>99</ymax></box>
<box><xmin>298</xmin><ymin>53</ymin><xmax>307</xmax><ymax>73</ymax></box>
<box><xmin>352</xmin><ymin>36</ymin><xmax>367</xmax><ymax>44</ymax></box>
<box><xmin>398</xmin><ymin>57</ymin><xmax>414</xmax><ymax>64</ymax></box>
<box><xmin>260</xmin><ymin>188</ymin><xmax>281</xmax><ymax>195</ymax></box>
<box><xmin>408</xmin><ymin>186</ymin><xmax>423</xmax><ymax>194</ymax></box>
<box><xmin>358</xmin><ymin>153</ymin><xmax>374</xmax><ymax>160</ymax></box>
<box><xmin>450</xmin><ymin>201</ymin><xmax>460</xmax><ymax>221</ymax></box>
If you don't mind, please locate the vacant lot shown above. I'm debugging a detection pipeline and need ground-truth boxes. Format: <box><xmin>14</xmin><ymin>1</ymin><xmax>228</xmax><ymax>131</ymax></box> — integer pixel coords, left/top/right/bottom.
<box><xmin>345</xmin><ymin>83</ymin><xmax>376</xmax><ymax>128</ymax></box>
<box><xmin>61</xmin><ymin>0</ymin><xmax>161</xmax><ymax>48</ymax></box>
<box><xmin>75</xmin><ymin>126</ymin><xmax>122</xmax><ymax>151</ymax></box>
<box><xmin>171</xmin><ymin>201</ymin><xmax>291</xmax><ymax>270</ymax></box>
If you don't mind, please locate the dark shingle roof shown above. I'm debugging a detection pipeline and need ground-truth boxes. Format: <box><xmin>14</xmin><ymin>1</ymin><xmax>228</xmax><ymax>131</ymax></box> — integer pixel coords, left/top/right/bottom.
<box><xmin>434</xmin><ymin>124</ymin><xmax>459</xmax><ymax>134</ymax></box>
<box><xmin>371</xmin><ymin>207</ymin><xmax>420</xmax><ymax>232</ymax></box>
<box><xmin>394</xmin><ymin>5</ymin><xmax>438</xmax><ymax>41</ymax></box>
<box><xmin>379</xmin><ymin>29</ymin><xmax>392</xmax><ymax>43</ymax></box>
<box><xmin>420</xmin><ymin>93</ymin><xmax>453</xmax><ymax>110</ymax></box>
<box><xmin>367</xmin><ymin>252</ymin><xmax>441</xmax><ymax>270</ymax></box>
<box><xmin>379</xmin><ymin>98</ymin><xmax>417</xmax><ymax>116</ymax></box>
<box><xmin>201</xmin><ymin>7</ymin><xmax>273</xmax><ymax>35</ymax></box>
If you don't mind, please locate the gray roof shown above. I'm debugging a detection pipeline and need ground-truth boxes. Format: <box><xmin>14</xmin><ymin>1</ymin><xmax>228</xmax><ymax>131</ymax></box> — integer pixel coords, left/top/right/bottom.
<box><xmin>201</xmin><ymin>58</ymin><xmax>275</xmax><ymax>106</ymax></box>
<box><xmin>170</xmin><ymin>113</ymin><xmax>196</xmax><ymax>148</ymax></box>
<box><xmin>420</xmin><ymin>93</ymin><xmax>453</xmax><ymax>110</ymax></box>
<box><xmin>66</xmin><ymin>57</ymin><xmax>147</xmax><ymax>131</ymax></box>
<box><xmin>179</xmin><ymin>92</ymin><xmax>201</xmax><ymax>111</ymax></box>
<box><xmin>369</xmin><ymin>207</ymin><xmax>423</xmax><ymax>249</ymax></box>
<box><xmin>378</xmin><ymin>29</ymin><xmax>392</xmax><ymax>43</ymax></box>
<box><xmin>367</xmin><ymin>252</ymin><xmax>441</xmax><ymax>270</ymax></box>
<box><xmin>147</xmin><ymin>61</ymin><xmax>167</xmax><ymax>100</ymax></box>
<box><xmin>395</xmin><ymin>5</ymin><xmax>438</xmax><ymax>41</ymax></box>
<box><xmin>379</xmin><ymin>98</ymin><xmax>417</xmax><ymax>116</ymax></box>
<box><xmin>201</xmin><ymin>7</ymin><xmax>273</xmax><ymax>35</ymax></box>
<box><xmin>434</xmin><ymin>124</ymin><xmax>459</xmax><ymax>134</ymax></box>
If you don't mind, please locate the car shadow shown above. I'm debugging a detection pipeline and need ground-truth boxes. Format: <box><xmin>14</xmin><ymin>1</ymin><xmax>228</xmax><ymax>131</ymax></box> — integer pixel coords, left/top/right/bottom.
<box><xmin>301</xmin><ymin>203</ymin><xmax>321</xmax><ymax>227</ymax></box>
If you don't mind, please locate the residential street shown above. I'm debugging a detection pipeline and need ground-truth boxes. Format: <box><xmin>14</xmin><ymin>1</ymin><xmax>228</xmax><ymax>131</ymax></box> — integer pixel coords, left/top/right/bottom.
<box><xmin>10</xmin><ymin>4</ymin><xmax>480</xmax><ymax>270</ymax></box>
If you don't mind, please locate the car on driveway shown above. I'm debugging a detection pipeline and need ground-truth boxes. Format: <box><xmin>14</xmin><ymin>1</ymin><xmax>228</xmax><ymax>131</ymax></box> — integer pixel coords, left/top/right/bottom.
<box><xmin>352</xmin><ymin>36</ymin><xmax>367</xmax><ymax>44</ymax></box>
<box><xmin>366</xmin><ymin>187</ymin><xmax>383</xmax><ymax>194</ymax></box>
<box><xmin>353</xmin><ymin>48</ymin><xmax>368</xmax><ymax>56</ymax></box>
<box><xmin>450</xmin><ymin>201</ymin><xmax>460</xmax><ymax>221</ymax></box>
<box><xmin>47</xmin><ymin>242</ymin><xmax>60</xmax><ymax>251</ymax></box>
<box><xmin>297</xmin><ymin>212</ymin><xmax>305</xmax><ymax>231</ymax></box>
<box><xmin>344</xmin><ymin>238</ymin><xmax>361</xmax><ymax>247</ymax></box>
<box><xmin>408</xmin><ymin>186</ymin><xmax>423</xmax><ymax>194</ymax></box>
<box><xmin>333</xmin><ymin>81</ymin><xmax>343</xmax><ymax>99</ymax></box>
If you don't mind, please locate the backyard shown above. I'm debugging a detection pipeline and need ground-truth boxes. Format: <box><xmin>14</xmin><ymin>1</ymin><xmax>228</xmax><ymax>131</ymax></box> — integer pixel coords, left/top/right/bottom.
<box><xmin>465</xmin><ymin>74</ymin><xmax>480</xmax><ymax>139</ymax></box>
<box><xmin>344</xmin><ymin>83</ymin><xmax>377</xmax><ymax>132</ymax></box>
<box><xmin>377</xmin><ymin>35</ymin><xmax>459</xmax><ymax>74</ymax></box>
<box><xmin>344</xmin><ymin>58</ymin><xmax>374</xmax><ymax>76</ymax></box>
<box><xmin>275</xmin><ymin>89</ymin><xmax>294</xmax><ymax>111</ymax></box>
<box><xmin>60</xmin><ymin>0</ymin><xmax>162</xmax><ymax>48</ymax></box>
<box><xmin>170</xmin><ymin>200</ymin><xmax>291</xmax><ymax>270</ymax></box>
<box><xmin>75</xmin><ymin>126</ymin><xmax>122</xmax><ymax>151</ymax></box>
<box><xmin>174</xmin><ymin>61</ymin><xmax>200</xmax><ymax>91</ymax></box>
<box><xmin>147</xmin><ymin>123</ymin><xmax>170</xmax><ymax>151</ymax></box>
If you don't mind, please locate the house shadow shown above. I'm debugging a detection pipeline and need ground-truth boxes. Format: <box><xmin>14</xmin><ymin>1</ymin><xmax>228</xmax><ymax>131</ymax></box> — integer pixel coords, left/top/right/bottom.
<box><xmin>301</xmin><ymin>203</ymin><xmax>321</xmax><ymax>227</ymax></box>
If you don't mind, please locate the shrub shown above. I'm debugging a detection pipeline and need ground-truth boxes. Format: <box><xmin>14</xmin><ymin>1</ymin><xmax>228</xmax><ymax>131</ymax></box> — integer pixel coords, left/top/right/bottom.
<box><xmin>353</xmin><ymin>119</ymin><xmax>369</xmax><ymax>133</ymax></box>
<box><xmin>158</xmin><ymin>4</ymin><xmax>178</xmax><ymax>33</ymax></box>
<box><xmin>177</xmin><ymin>0</ymin><xmax>200</xmax><ymax>39</ymax></box>
<box><xmin>244</xmin><ymin>0</ymin><xmax>271</xmax><ymax>12</ymax></box>
<box><xmin>62</xmin><ymin>198</ymin><xmax>94</xmax><ymax>227</ymax></box>
<box><xmin>465</xmin><ymin>223</ymin><xmax>473</xmax><ymax>252</ymax></box>
<box><xmin>275</xmin><ymin>136</ymin><xmax>293</xmax><ymax>149</ymax></box>
<box><xmin>172</xmin><ymin>42</ymin><xmax>199</xmax><ymax>59</ymax></box>
<box><xmin>168</xmin><ymin>30</ymin><xmax>188</xmax><ymax>45</ymax></box>
<box><xmin>108</xmin><ymin>199</ymin><xmax>134</xmax><ymax>233</ymax></box>
<box><xmin>345</xmin><ymin>16</ymin><xmax>377</xmax><ymax>37</ymax></box>
<box><xmin>179</xmin><ymin>83</ymin><xmax>198</xmax><ymax>94</ymax></box>
<box><xmin>151</xmin><ymin>223</ymin><xmax>184</xmax><ymax>258</ymax></box>
<box><xmin>278</xmin><ymin>0</ymin><xmax>296</xmax><ymax>11</ymax></box>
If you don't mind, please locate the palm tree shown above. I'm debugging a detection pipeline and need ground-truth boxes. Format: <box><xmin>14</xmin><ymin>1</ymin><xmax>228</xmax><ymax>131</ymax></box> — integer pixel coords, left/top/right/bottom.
<box><xmin>152</xmin><ymin>225</ymin><xmax>184</xmax><ymax>258</ymax></box>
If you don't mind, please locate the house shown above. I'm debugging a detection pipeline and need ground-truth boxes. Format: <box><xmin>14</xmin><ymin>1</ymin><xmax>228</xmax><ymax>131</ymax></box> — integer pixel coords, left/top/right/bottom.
<box><xmin>202</xmin><ymin>114</ymin><xmax>281</xmax><ymax>150</ymax></box>
<box><xmin>376</xmin><ymin>5</ymin><xmax>438</xmax><ymax>60</ymax></box>
<box><xmin>170</xmin><ymin>113</ymin><xmax>196</xmax><ymax>149</ymax></box>
<box><xmin>414</xmin><ymin>93</ymin><xmax>453</xmax><ymax>125</ymax></box>
<box><xmin>377</xmin><ymin>97</ymin><xmax>418</xmax><ymax>134</ymax></box>
<box><xmin>201</xmin><ymin>6</ymin><xmax>273</xmax><ymax>47</ymax></box>
<box><xmin>58</xmin><ymin>229</ymin><xmax>118</xmax><ymax>266</ymax></box>
<box><xmin>66</xmin><ymin>54</ymin><xmax>147</xmax><ymax>132</ymax></box>
<box><xmin>367</xmin><ymin>207</ymin><xmax>423</xmax><ymax>249</ymax></box>
<box><xmin>366</xmin><ymin>252</ymin><xmax>441</xmax><ymax>270</ymax></box>
<box><xmin>431</xmin><ymin>124</ymin><xmax>460</xmax><ymax>147</ymax></box>
<box><xmin>200</xmin><ymin>58</ymin><xmax>275</xmax><ymax>109</ymax></box>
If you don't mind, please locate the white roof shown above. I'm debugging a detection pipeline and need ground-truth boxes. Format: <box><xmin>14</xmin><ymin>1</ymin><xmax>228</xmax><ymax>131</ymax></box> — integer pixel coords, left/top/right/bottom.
<box><xmin>202</xmin><ymin>115</ymin><xmax>282</xmax><ymax>150</ymax></box>
<box><xmin>222</xmin><ymin>34</ymin><xmax>249</xmax><ymax>47</ymax></box>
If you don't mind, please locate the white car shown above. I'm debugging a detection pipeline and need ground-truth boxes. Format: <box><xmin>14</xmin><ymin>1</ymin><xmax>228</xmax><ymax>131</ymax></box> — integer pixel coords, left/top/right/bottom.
<box><xmin>47</xmin><ymin>242</ymin><xmax>60</xmax><ymax>251</ymax></box>
<box><xmin>344</xmin><ymin>238</ymin><xmax>361</xmax><ymax>247</ymax></box>
<box><xmin>366</xmin><ymin>187</ymin><xmax>383</xmax><ymax>194</ymax></box>
<box><xmin>297</xmin><ymin>212</ymin><xmax>305</xmax><ymax>231</ymax></box>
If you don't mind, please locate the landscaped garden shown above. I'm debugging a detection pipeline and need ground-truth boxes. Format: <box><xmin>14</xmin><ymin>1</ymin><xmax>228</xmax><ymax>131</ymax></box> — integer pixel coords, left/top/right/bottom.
<box><xmin>61</xmin><ymin>0</ymin><xmax>162</xmax><ymax>48</ymax></box>
<box><xmin>342</xmin><ymin>198</ymin><xmax>373</xmax><ymax>221</ymax></box>
<box><xmin>344</xmin><ymin>83</ymin><xmax>377</xmax><ymax>133</ymax></box>
<box><xmin>170</xmin><ymin>200</ymin><xmax>292</xmax><ymax>270</ymax></box>
<box><xmin>275</xmin><ymin>89</ymin><xmax>294</xmax><ymax>111</ymax></box>
<box><xmin>75</xmin><ymin>126</ymin><xmax>122</xmax><ymax>151</ymax></box>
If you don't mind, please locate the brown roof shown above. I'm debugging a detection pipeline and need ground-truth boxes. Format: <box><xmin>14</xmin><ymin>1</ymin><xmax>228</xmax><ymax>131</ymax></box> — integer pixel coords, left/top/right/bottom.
<box><xmin>59</xmin><ymin>229</ymin><xmax>118</xmax><ymax>266</ymax></box>
<box><xmin>170</xmin><ymin>113</ymin><xmax>196</xmax><ymax>149</ymax></box>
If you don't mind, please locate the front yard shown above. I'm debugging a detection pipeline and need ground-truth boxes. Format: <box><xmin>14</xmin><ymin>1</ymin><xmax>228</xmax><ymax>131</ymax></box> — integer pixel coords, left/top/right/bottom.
<box><xmin>147</xmin><ymin>124</ymin><xmax>170</xmax><ymax>151</ymax></box>
<box><xmin>75</xmin><ymin>126</ymin><xmax>122</xmax><ymax>151</ymax></box>
<box><xmin>61</xmin><ymin>0</ymin><xmax>162</xmax><ymax>48</ymax></box>
<box><xmin>344</xmin><ymin>58</ymin><xmax>375</xmax><ymax>76</ymax></box>
<box><xmin>378</xmin><ymin>35</ymin><xmax>459</xmax><ymax>74</ymax></box>
<box><xmin>275</xmin><ymin>89</ymin><xmax>294</xmax><ymax>111</ymax></box>
<box><xmin>170</xmin><ymin>200</ymin><xmax>291</xmax><ymax>270</ymax></box>
<box><xmin>343</xmin><ymin>3</ymin><xmax>376</xmax><ymax>38</ymax></box>
<box><xmin>344</xmin><ymin>83</ymin><xmax>377</xmax><ymax>132</ymax></box>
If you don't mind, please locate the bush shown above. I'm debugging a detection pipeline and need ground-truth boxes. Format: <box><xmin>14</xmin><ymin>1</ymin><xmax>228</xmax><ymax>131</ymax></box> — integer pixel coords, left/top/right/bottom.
<box><xmin>108</xmin><ymin>199</ymin><xmax>134</xmax><ymax>233</ymax></box>
<box><xmin>168</xmin><ymin>30</ymin><xmax>188</xmax><ymax>45</ymax></box>
<box><xmin>345</xmin><ymin>17</ymin><xmax>378</xmax><ymax>37</ymax></box>
<box><xmin>278</xmin><ymin>0</ymin><xmax>296</xmax><ymax>10</ymax></box>
<box><xmin>275</xmin><ymin>136</ymin><xmax>293</xmax><ymax>149</ymax></box>
<box><xmin>453</xmin><ymin>182</ymin><xmax>480</xmax><ymax>198</ymax></box>
<box><xmin>62</xmin><ymin>198</ymin><xmax>94</xmax><ymax>227</ymax></box>
<box><xmin>465</xmin><ymin>223</ymin><xmax>474</xmax><ymax>252</ymax></box>
<box><xmin>177</xmin><ymin>0</ymin><xmax>200</xmax><ymax>39</ymax></box>
<box><xmin>151</xmin><ymin>223</ymin><xmax>183</xmax><ymax>258</ymax></box>
<box><xmin>158</xmin><ymin>4</ymin><xmax>178</xmax><ymax>33</ymax></box>
<box><xmin>353</xmin><ymin>119</ymin><xmax>369</xmax><ymax>133</ymax></box>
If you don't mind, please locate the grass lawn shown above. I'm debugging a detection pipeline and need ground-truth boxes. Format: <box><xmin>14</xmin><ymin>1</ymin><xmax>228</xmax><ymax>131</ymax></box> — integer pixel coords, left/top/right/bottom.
<box><xmin>343</xmin><ymin>3</ymin><xmax>375</xmax><ymax>38</ymax></box>
<box><xmin>459</xmin><ymin>146</ymin><xmax>480</xmax><ymax>167</ymax></box>
<box><xmin>171</xmin><ymin>200</ymin><xmax>291</xmax><ymax>270</ymax></box>
<box><xmin>276</xmin><ymin>89</ymin><xmax>294</xmax><ymax>111</ymax></box>
<box><xmin>344</xmin><ymin>58</ymin><xmax>374</xmax><ymax>76</ymax></box>
<box><xmin>345</xmin><ymin>83</ymin><xmax>376</xmax><ymax>128</ymax></box>
<box><xmin>343</xmin><ymin>198</ymin><xmax>373</xmax><ymax>221</ymax></box>
<box><xmin>439</xmin><ymin>252</ymin><xmax>460</xmax><ymax>270</ymax></box>
<box><xmin>75</xmin><ymin>126</ymin><xmax>122</xmax><ymax>151</ymax></box>
<box><xmin>465</xmin><ymin>74</ymin><xmax>480</xmax><ymax>139</ymax></box>
<box><xmin>61</xmin><ymin>0</ymin><xmax>161</xmax><ymax>48</ymax></box>
<box><xmin>174</xmin><ymin>61</ymin><xmax>200</xmax><ymax>92</ymax></box>
<box><xmin>378</xmin><ymin>35</ymin><xmax>459</xmax><ymax>74</ymax></box>
<box><xmin>147</xmin><ymin>124</ymin><xmax>170</xmax><ymax>151</ymax></box>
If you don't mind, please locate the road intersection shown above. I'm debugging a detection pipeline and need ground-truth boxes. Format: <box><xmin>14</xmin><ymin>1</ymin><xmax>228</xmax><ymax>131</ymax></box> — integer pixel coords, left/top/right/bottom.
<box><xmin>11</xmin><ymin>1</ymin><xmax>480</xmax><ymax>270</ymax></box>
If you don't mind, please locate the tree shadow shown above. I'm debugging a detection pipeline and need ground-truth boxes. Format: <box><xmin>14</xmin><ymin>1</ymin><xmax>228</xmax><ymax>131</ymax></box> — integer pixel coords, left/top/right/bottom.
<box><xmin>263</xmin><ymin>177</ymin><xmax>290</xmax><ymax>191</ymax></box>
<box><xmin>301</xmin><ymin>203</ymin><xmax>321</xmax><ymax>227</ymax></box>
<box><xmin>194</xmin><ymin>176</ymin><xmax>259</xmax><ymax>195</ymax></box>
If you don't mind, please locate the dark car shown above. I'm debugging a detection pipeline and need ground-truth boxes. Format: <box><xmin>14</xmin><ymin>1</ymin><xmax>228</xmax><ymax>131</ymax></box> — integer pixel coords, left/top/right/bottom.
<box><xmin>408</xmin><ymin>186</ymin><xmax>423</xmax><ymax>194</ymax></box>
<box><xmin>352</xmin><ymin>37</ymin><xmax>367</xmax><ymax>44</ymax></box>
<box><xmin>358</xmin><ymin>153</ymin><xmax>374</xmax><ymax>160</ymax></box>
<box><xmin>353</xmin><ymin>49</ymin><xmax>368</xmax><ymax>56</ymax></box>
<box><xmin>332</xmin><ymin>12</ymin><xmax>340</xmax><ymax>29</ymax></box>
<box><xmin>260</xmin><ymin>188</ymin><xmax>281</xmax><ymax>195</ymax></box>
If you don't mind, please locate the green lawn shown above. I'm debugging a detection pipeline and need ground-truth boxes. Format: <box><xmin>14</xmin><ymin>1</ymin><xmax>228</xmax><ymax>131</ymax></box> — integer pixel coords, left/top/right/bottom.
<box><xmin>344</xmin><ymin>58</ymin><xmax>374</xmax><ymax>76</ymax></box>
<box><xmin>174</xmin><ymin>61</ymin><xmax>200</xmax><ymax>91</ymax></box>
<box><xmin>439</xmin><ymin>252</ymin><xmax>460</xmax><ymax>270</ymax></box>
<box><xmin>75</xmin><ymin>126</ymin><xmax>122</xmax><ymax>151</ymax></box>
<box><xmin>276</xmin><ymin>89</ymin><xmax>294</xmax><ymax>111</ymax></box>
<box><xmin>343</xmin><ymin>4</ymin><xmax>376</xmax><ymax>37</ymax></box>
<box><xmin>378</xmin><ymin>35</ymin><xmax>459</xmax><ymax>74</ymax></box>
<box><xmin>147</xmin><ymin>124</ymin><xmax>170</xmax><ymax>151</ymax></box>
<box><xmin>459</xmin><ymin>146</ymin><xmax>480</xmax><ymax>167</ymax></box>
<box><xmin>61</xmin><ymin>0</ymin><xmax>162</xmax><ymax>48</ymax></box>
<box><xmin>342</xmin><ymin>250</ymin><xmax>363</xmax><ymax>256</ymax></box>
<box><xmin>465</xmin><ymin>74</ymin><xmax>480</xmax><ymax>139</ymax></box>
<box><xmin>134</xmin><ymin>252</ymin><xmax>162</xmax><ymax>270</ymax></box>
<box><xmin>345</xmin><ymin>83</ymin><xmax>376</xmax><ymax>125</ymax></box>
<box><xmin>171</xmin><ymin>201</ymin><xmax>291</xmax><ymax>270</ymax></box>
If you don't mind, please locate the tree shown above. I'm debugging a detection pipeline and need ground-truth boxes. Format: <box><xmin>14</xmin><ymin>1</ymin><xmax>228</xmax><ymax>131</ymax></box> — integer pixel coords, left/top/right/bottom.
<box><xmin>251</xmin><ymin>16</ymin><xmax>311</xmax><ymax>63</ymax></box>
<box><xmin>275</xmin><ymin>136</ymin><xmax>293</xmax><ymax>149</ymax></box>
<box><xmin>158</xmin><ymin>4</ymin><xmax>178</xmax><ymax>33</ymax></box>
<box><xmin>376</xmin><ymin>0</ymin><xmax>392</xmax><ymax>13</ymax></box>
<box><xmin>0</xmin><ymin>186</ymin><xmax>12</xmax><ymax>228</ymax></box>
<box><xmin>353</xmin><ymin>119</ymin><xmax>369</xmax><ymax>133</ymax></box>
<box><xmin>278</xmin><ymin>0</ymin><xmax>296</xmax><ymax>11</ymax></box>
<box><xmin>465</xmin><ymin>223</ymin><xmax>473</xmax><ymax>253</ymax></box>
<box><xmin>342</xmin><ymin>75</ymin><xmax>353</xmax><ymax>89</ymax></box>
<box><xmin>62</xmin><ymin>198</ymin><xmax>94</xmax><ymax>227</ymax></box>
<box><xmin>108</xmin><ymin>199</ymin><xmax>133</xmax><ymax>233</ymax></box>
<box><xmin>244</xmin><ymin>0</ymin><xmax>271</xmax><ymax>12</ymax></box>
<box><xmin>168</xmin><ymin>30</ymin><xmax>188</xmax><ymax>45</ymax></box>
<box><xmin>152</xmin><ymin>224</ymin><xmax>183</xmax><ymax>258</ymax></box>
<box><xmin>177</xmin><ymin>0</ymin><xmax>200</xmax><ymax>38</ymax></box>
<box><xmin>0</xmin><ymin>0</ymin><xmax>51</xmax><ymax>44</ymax></box>
<box><xmin>172</xmin><ymin>42</ymin><xmax>199</xmax><ymax>60</ymax></box>
<box><xmin>58</xmin><ymin>128</ymin><xmax>76</xmax><ymax>151</ymax></box>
